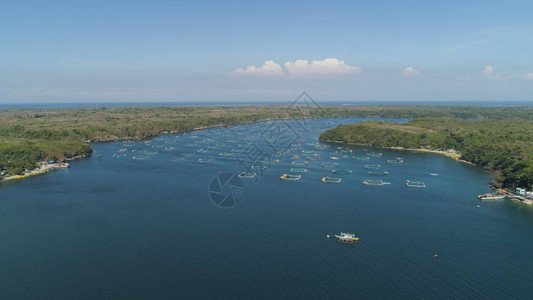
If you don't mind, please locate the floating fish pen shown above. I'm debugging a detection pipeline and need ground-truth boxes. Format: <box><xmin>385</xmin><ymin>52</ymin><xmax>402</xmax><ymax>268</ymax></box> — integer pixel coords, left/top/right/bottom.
<box><xmin>335</xmin><ymin>232</ymin><xmax>359</xmax><ymax>243</ymax></box>
<box><xmin>368</xmin><ymin>171</ymin><xmax>389</xmax><ymax>176</ymax></box>
<box><xmin>271</xmin><ymin>153</ymin><xmax>281</xmax><ymax>158</ymax></box>
<box><xmin>185</xmin><ymin>143</ymin><xmax>196</xmax><ymax>147</ymax></box>
<box><xmin>292</xmin><ymin>160</ymin><xmax>309</xmax><ymax>166</ymax></box>
<box><xmin>132</xmin><ymin>156</ymin><xmax>147</xmax><ymax>160</ymax></box>
<box><xmin>230</xmin><ymin>149</ymin><xmax>244</xmax><ymax>153</ymax></box>
<box><xmin>353</xmin><ymin>156</ymin><xmax>370</xmax><ymax>161</ymax></box>
<box><xmin>239</xmin><ymin>172</ymin><xmax>256</xmax><ymax>179</ymax></box>
<box><xmin>197</xmin><ymin>149</ymin><xmax>209</xmax><ymax>153</ymax></box>
<box><xmin>305</xmin><ymin>156</ymin><xmax>320</xmax><ymax>161</ymax></box>
<box><xmin>322</xmin><ymin>176</ymin><xmax>342</xmax><ymax>184</ymax></box>
<box><xmin>290</xmin><ymin>168</ymin><xmax>308</xmax><ymax>173</ymax></box>
<box><xmin>280</xmin><ymin>174</ymin><xmax>301</xmax><ymax>181</ymax></box>
<box><xmin>169</xmin><ymin>157</ymin><xmax>185</xmax><ymax>162</ymax></box>
<box><xmin>182</xmin><ymin>152</ymin><xmax>195</xmax><ymax>156</ymax></box>
<box><xmin>406</xmin><ymin>180</ymin><xmax>426</xmax><ymax>188</ymax></box>
<box><xmin>362</xmin><ymin>179</ymin><xmax>390</xmax><ymax>186</ymax></box>
<box><xmin>207</xmin><ymin>145</ymin><xmax>219</xmax><ymax>149</ymax></box>
<box><xmin>322</xmin><ymin>162</ymin><xmax>339</xmax><ymax>167</ymax></box>
<box><xmin>339</xmin><ymin>149</ymin><xmax>352</xmax><ymax>153</ymax></box>
<box><xmin>198</xmin><ymin>158</ymin><xmax>214</xmax><ymax>163</ymax></box>
<box><xmin>332</xmin><ymin>169</ymin><xmax>352</xmax><ymax>174</ymax></box>
<box><xmin>387</xmin><ymin>158</ymin><xmax>404</xmax><ymax>164</ymax></box>
<box><xmin>219</xmin><ymin>152</ymin><xmax>233</xmax><ymax>157</ymax></box>
<box><xmin>364</xmin><ymin>164</ymin><xmax>381</xmax><ymax>170</ymax></box>
<box><xmin>264</xmin><ymin>159</ymin><xmax>280</xmax><ymax>164</ymax></box>
<box><xmin>367</xmin><ymin>152</ymin><xmax>382</xmax><ymax>157</ymax></box>
<box><xmin>329</xmin><ymin>151</ymin><xmax>342</xmax><ymax>155</ymax></box>
<box><xmin>302</xmin><ymin>150</ymin><xmax>315</xmax><ymax>154</ymax></box>
<box><xmin>251</xmin><ymin>165</ymin><xmax>267</xmax><ymax>170</ymax></box>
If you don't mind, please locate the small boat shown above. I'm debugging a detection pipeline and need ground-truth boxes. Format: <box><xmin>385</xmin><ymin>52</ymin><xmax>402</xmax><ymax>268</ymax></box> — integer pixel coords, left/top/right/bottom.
<box><xmin>239</xmin><ymin>172</ymin><xmax>256</xmax><ymax>179</ymax></box>
<box><xmin>332</xmin><ymin>169</ymin><xmax>352</xmax><ymax>174</ymax></box>
<box><xmin>335</xmin><ymin>232</ymin><xmax>359</xmax><ymax>243</ymax></box>
<box><xmin>290</xmin><ymin>168</ymin><xmax>308</xmax><ymax>173</ymax></box>
<box><xmin>430</xmin><ymin>173</ymin><xmax>438</xmax><ymax>176</ymax></box>
<box><xmin>292</xmin><ymin>160</ymin><xmax>309</xmax><ymax>166</ymax></box>
<box><xmin>280</xmin><ymin>174</ymin><xmax>301</xmax><ymax>181</ymax></box>
<box><xmin>478</xmin><ymin>194</ymin><xmax>506</xmax><ymax>201</ymax></box>
<box><xmin>321</xmin><ymin>176</ymin><xmax>341</xmax><ymax>183</ymax></box>
<box><xmin>406</xmin><ymin>180</ymin><xmax>426</xmax><ymax>188</ymax></box>
<box><xmin>330</xmin><ymin>157</ymin><xmax>340</xmax><ymax>160</ymax></box>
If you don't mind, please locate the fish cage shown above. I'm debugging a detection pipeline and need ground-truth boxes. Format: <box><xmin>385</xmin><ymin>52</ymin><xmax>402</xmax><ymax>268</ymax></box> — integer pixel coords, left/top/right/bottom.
<box><xmin>321</xmin><ymin>176</ymin><xmax>342</xmax><ymax>184</ymax></box>
<box><xmin>238</xmin><ymin>172</ymin><xmax>256</xmax><ymax>179</ymax></box>
<box><xmin>406</xmin><ymin>180</ymin><xmax>426</xmax><ymax>188</ymax></box>
<box><xmin>364</xmin><ymin>164</ymin><xmax>381</xmax><ymax>170</ymax></box>
<box><xmin>198</xmin><ymin>158</ymin><xmax>214</xmax><ymax>163</ymax></box>
<box><xmin>332</xmin><ymin>169</ymin><xmax>352</xmax><ymax>174</ymax></box>
<box><xmin>363</xmin><ymin>179</ymin><xmax>390</xmax><ymax>186</ymax></box>
<box><xmin>280</xmin><ymin>174</ymin><xmax>302</xmax><ymax>181</ymax></box>
<box><xmin>353</xmin><ymin>156</ymin><xmax>370</xmax><ymax>161</ymax></box>
<box><xmin>321</xmin><ymin>162</ymin><xmax>338</xmax><ymax>167</ymax></box>
<box><xmin>368</xmin><ymin>171</ymin><xmax>389</xmax><ymax>176</ymax></box>
<box><xmin>290</xmin><ymin>168</ymin><xmax>308</xmax><ymax>173</ymax></box>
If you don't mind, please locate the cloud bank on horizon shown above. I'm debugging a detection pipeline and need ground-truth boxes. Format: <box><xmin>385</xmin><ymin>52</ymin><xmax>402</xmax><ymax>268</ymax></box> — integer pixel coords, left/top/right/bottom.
<box><xmin>230</xmin><ymin>58</ymin><xmax>361</xmax><ymax>77</ymax></box>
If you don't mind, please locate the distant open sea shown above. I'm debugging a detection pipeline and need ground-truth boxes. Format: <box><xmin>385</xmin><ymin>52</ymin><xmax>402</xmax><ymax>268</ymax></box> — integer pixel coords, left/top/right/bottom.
<box><xmin>0</xmin><ymin>101</ymin><xmax>532</xmax><ymax>109</ymax></box>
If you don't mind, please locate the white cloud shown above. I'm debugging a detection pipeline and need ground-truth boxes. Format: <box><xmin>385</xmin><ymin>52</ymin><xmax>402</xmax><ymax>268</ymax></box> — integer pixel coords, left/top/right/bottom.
<box><xmin>403</xmin><ymin>66</ymin><xmax>422</xmax><ymax>77</ymax></box>
<box><xmin>521</xmin><ymin>73</ymin><xmax>533</xmax><ymax>80</ymax></box>
<box><xmin>482</xmin><ymin>65</ymin><xmax>500</xmax><ymax>80</ymax></box>
<box><xmin>284</xmin><ymin>58</ymin><xmax>361</xmax><ymax>77</ymax></box>
<box><xmin>230</xmin><ymin>60</ymin><xmax>284</xmax><ymax>77</ymax></box>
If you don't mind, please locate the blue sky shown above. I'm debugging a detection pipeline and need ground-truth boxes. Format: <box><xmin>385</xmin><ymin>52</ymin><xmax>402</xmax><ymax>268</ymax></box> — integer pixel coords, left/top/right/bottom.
<box><xmin>1</xmin><ymin>0</ymin><xmax>533</xmax><ymax>103</ymax></box>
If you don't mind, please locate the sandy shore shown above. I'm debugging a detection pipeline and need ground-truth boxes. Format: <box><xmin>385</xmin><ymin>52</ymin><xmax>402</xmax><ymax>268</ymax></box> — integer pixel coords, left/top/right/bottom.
<box><xmin>387</xmin><ymin>146</ymin><xmax>473</xmax><ymax>165</ymax></box>
<box><xmin>0</xmin><ymin>163</ymin><xmax>70</xmax><ymax>183</ymax></box>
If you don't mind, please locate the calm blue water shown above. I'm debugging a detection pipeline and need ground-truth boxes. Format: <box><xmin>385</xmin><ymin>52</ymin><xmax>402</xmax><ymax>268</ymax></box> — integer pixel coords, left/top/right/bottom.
<box><xmin>1</xmin><ymin>118</ymin><xmax>532</xmax><ymax>299</ymax></box>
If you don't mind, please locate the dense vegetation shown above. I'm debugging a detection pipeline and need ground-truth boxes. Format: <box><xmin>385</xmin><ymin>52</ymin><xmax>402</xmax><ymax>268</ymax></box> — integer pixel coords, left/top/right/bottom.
<box><xmin>319</xmin><ymin>118</ymin><xmax>533</xmax><ymax>189</ymax></box>
<box><xmin>1</xmin><ymin>105</ymin><xmax>532</xmax><ymax>178</ymax></box>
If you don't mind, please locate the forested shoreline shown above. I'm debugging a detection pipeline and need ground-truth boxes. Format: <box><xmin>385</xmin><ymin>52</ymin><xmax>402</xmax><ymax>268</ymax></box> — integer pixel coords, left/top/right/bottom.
<box><xmin>1</xmin><ymin>105</ymin><xmax>532</xmax><ymax>179</ymax></box>
<box><xmin>319</xmin><ymin>118</ymin><xmax>533</xmax><ymax>189</ymax></box>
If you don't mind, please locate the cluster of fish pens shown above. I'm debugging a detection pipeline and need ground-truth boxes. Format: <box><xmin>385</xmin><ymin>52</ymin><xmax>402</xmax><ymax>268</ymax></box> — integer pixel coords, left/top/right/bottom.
<box><xmin>99</xmin><ymin>119</ymin><xmax>427</xmax><ymax>188</ymax></box>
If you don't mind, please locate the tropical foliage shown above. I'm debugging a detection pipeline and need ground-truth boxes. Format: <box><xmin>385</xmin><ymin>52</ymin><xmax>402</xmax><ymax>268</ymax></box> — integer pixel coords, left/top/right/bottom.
<box><xmin>319</xmin><ymin>118</ymin><xmax>533</xmax><ymax>189</ymax></box>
